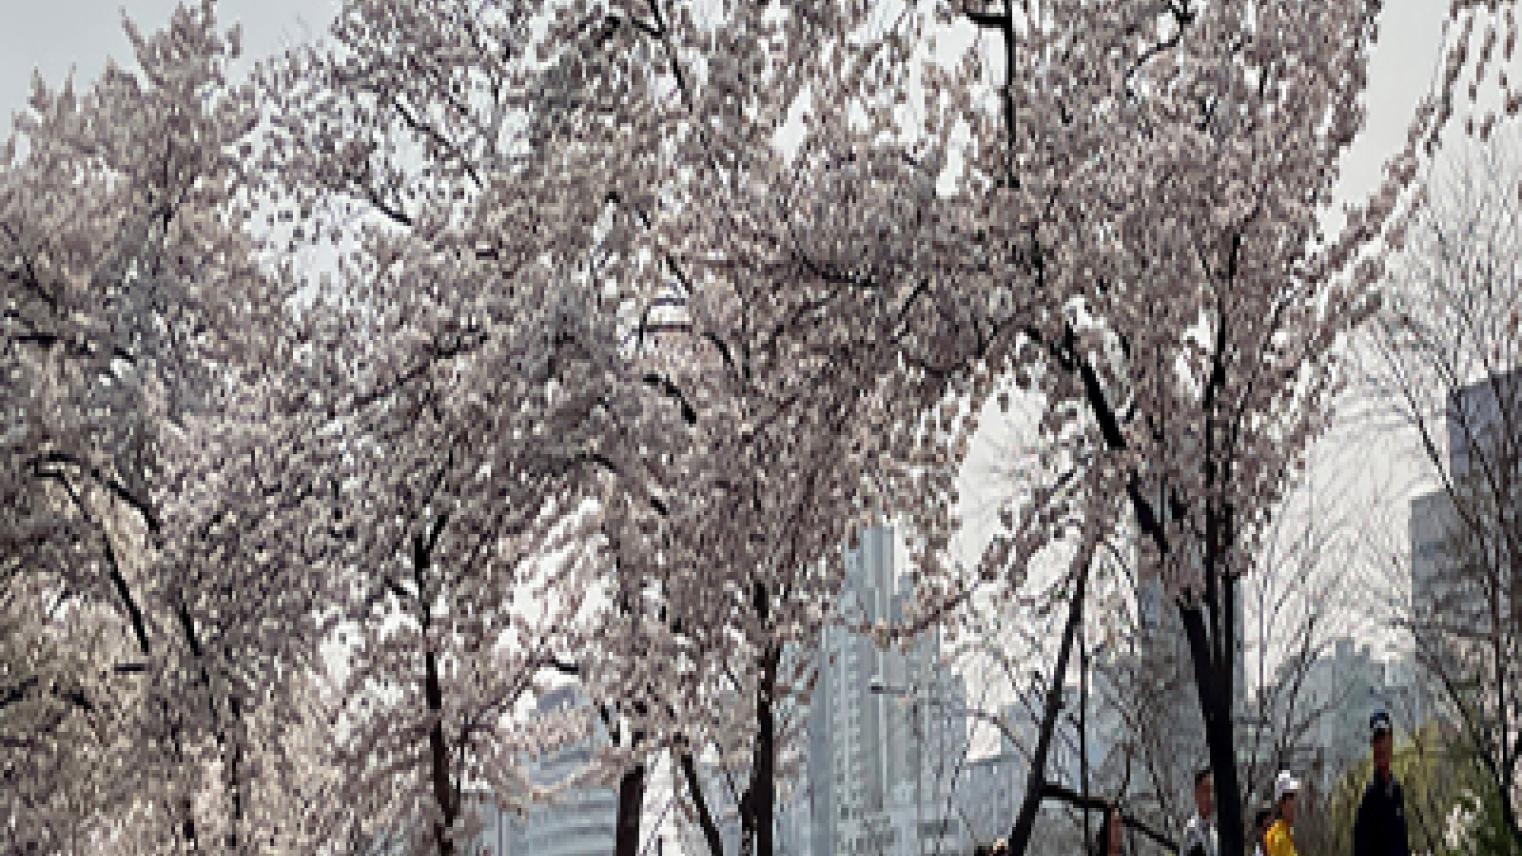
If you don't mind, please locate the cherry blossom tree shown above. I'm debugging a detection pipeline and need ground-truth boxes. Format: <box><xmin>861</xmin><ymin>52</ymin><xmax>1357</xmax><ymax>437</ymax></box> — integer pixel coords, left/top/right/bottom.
<box><xmin>263</xmin><ymin>6</ymin><xmax>967</xmax><ymax>856</ymax></box>
<box><xmin>259</xmin><ymin>2</ymin><xmax>687</xmax><ymax>852</ymax></box>
<box><xmin>871</xmin><ymin>1</ymin><xmax>1519</xmax><ymax>853</ymax></box>
<box><xmin>253</xmin><ymin>8</ymin><xmax>959</xmax><ymax>856</ymax></box>
<box><xmin>1</xmin><ymin>3</ymin><xmax>336</xmax><ymax>851</ymax></box>
<box><xmin>265</xmin><ymin>4</ymin><xmax>1521</xmax><ymax>855</ymax></box>
<box><xmin>8</xmin><ymin>1</ymin><xmax>1521</xmax><ymax>854</ymax></box>
<box><xmin>542</xmin><ymin>7</ymin><xmax>978</xmax><ymax>853</ymax></box>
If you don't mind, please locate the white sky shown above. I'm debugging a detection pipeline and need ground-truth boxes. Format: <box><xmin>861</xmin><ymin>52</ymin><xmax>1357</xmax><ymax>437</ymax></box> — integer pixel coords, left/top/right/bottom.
<box><xmin>0</xmin><ymin>0</ymin><xmax>335</xmax><ymax>117</ymax></box>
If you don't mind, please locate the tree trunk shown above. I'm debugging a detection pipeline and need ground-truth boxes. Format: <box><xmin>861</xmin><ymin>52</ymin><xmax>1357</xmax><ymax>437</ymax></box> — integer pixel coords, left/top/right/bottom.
<box><xmin>225</xmin><ymin>697</ymin><xmax>243</xmax><ymax>852</ymax></box>
<box><xmin>614</xmin><ymin>755</ymin><xmax>646</xmax><ymax>856</ymax></box>
<box><xmin>1180</xmin><ymin>603</ymin><xmax>1244</xmax><ymax>856</ymax></box>
<box><xmin>741</xmin><ymin>645</ymin><xmax>780</xmax><ymax>856</ymax></box>
<box><xmin>181</xmin><ymin>804</ymin><xmax>199</xmax><ymax>853</ymax></box>
<box><xmin>679</xmin><ymin>749</ymin><xmax>726</xmax><ymax>855</ymax></box>
<box><xmin>1006</xmin><ymin>550</ymin><xmax>1090</xmax><ymax>854</ymax></box>
<box><xmin>1499</xmin><ymin>777</ymin><xmax>1522</xmax><ymax>853</ymax></box>
<box><xmin>424</xmin><ymin>644</ymin><xmax>456</xmax><ymax>856</ymax></box>
<box><xmin>1079</xmin><ymin>626</ymin><xmax>1091</xmax><ymax>849</ymax></box>
<box><xmin>754</xmin><ymin>680</ymin><xmax>776</xmax><ymax>856</ymax></box>
<box><xmin>416</xmin><ymin>531</ymin><xmax>456</xmax><ymax>856</ymax></box>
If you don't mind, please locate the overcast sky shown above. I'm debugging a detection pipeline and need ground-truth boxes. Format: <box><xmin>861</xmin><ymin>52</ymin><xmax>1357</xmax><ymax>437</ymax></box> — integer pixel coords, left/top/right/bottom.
<box><xmin>0</xmin><ymin>0</ymin><xmax>333</xmax><ymax>119</ymax></box>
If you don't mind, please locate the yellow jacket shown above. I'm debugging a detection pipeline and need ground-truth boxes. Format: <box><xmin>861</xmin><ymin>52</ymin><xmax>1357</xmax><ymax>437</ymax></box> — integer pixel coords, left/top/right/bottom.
<box><xmin>1265</xmin><ymin>819</ymin><xmax>1297</xmax><ymax>856</ymax></box>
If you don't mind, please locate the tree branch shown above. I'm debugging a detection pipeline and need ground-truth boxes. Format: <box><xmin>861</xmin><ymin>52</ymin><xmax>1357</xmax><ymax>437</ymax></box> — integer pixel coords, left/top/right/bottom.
<box><xmin>1037</xmin><ymin>782</ymin><xmax>1177</xmax><ymax>852</ymax></box>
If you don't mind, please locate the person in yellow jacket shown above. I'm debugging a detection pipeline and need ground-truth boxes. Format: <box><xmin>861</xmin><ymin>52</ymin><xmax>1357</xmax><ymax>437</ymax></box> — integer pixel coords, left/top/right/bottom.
<box><xmin>1265</xmin><ymin>770</ymin><xmax>1301</xmax><ymax>856</ymax></box>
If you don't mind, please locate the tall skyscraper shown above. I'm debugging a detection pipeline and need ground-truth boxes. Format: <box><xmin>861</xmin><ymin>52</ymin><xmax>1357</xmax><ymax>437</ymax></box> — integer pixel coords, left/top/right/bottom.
<box><xmin>1410</xmin><ymin>369</ymin><xmax>1520</xmax><ymax>642</ymax></box>
<box><xmin>1444</xmin><ymin>368</ymin><xmax>1521</xmax><ymax>481</ymax></box>
<box><xmin>1292</xmin><ymin>638</ymin><xmax>1394</xmax><ymax>785</ymax></box>
<box><xmin>1408</xmin><ymin>368</ymin><xmax>1521</xmax><ymax>726</ymax></box>
<box><xmin>810</xmin><ymin>525</ymin><xmax>970</xmax><ymax>856</ymax></box>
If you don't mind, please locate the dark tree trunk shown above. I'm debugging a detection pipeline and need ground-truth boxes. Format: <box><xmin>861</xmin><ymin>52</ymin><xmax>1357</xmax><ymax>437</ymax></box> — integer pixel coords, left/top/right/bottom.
<box><xmin>679</xmin><ymin>750</ymin><xmax>726</xmax><ymax>855</ymax></box>
<box><xmin>416</xmin><ymin>530</ymin><xmax>456</xmax><ymax>856</ymax></box>
<box><xmin>225</xmin><ymin>696</ymin><xmax>243</xmax><ymax>851</ymax></box>
<box><xmin>1079</xmin><ymin>624</ymin><xmax>1091</xmax><ymax>849</ymax></box>
<box><xmin>741</xmin><ymin>644</ymin><xmax>780</xmax><ymax>856</ymax></box>
<box><xmin>181</xmin><ymin>806</ymin><xmax>199</xmax><ymax>853</ymax></box>
<box><xmin>614</xmin><ymin>755</ymin><xmax>646</xmax><ymax>856</ymax></box>
<box><xmin>1180</xmin><ymin>601</ymin><xmax>1243</xmax><ymax>856</ymax></box>
<box><xmin>1006</xmin><ymin>551</ymin><xmax>1090</xmax><ymax>854</ymax></box>
<box><xmin>753</xmin><ymin>673</ymin><xmax>777</xmax><ymax>856</ymax></box>
<box><xmin>423</xmin><ymin>645</ymin><xmax>456</xmax><ymax>856</ymax></box>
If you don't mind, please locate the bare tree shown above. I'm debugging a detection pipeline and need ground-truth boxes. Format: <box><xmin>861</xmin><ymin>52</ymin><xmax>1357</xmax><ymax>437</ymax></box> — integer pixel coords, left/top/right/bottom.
<box><xmin>1369</xmin><ymin>132</ymin><xmax>1522</xmax><ymax>851</ymax></box>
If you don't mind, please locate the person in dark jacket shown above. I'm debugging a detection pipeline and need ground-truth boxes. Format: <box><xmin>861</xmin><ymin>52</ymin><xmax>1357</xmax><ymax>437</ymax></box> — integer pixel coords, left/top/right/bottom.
<box><xmin>1353</xmin><ymin>709</ymin><xmax>1411</xmax><ymax>856</ymax></box>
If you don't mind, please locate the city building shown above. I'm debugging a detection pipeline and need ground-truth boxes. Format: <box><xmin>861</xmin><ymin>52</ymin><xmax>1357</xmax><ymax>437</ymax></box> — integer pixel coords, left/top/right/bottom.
<box><xmin>1406</xmin><ymin>368</ymin><xmax>1521</xmax><ymax>837</ymax></box>
<box><xmin>810</xmin><ymin>526</ymin><xmax>1119</xmax><ymax>855</ymax></box>
<box><xmin>809</xmin><ymin>525</ymin><xmax>970</xmax><ymax>856</ymax></box>
<box><xmin>667</xmin><ymin>752</ymin><xmax>814</xmax><ymax>856</ymax></box>
<box><xmin>497</xmin><ymin>686</ymin><xmax>618</xmax><ymax>856</ymax></box>
<box><xmin>1409</xmin><ymin>368</ymin><xmax>1521</xmax><ymax>712</ymax></box>
<box><xmin>461</xmin><ymin>794</ymin><xmax>522</xmax><ymax>856</ymax></box>
<box><xmin>1250</xmin><ymin>636</ymin><xmax>1434</xmax><ymax>795</ymax></box>
<box><xmin>1380</xmin><ymin>655</ymin><xmax>1430</xmax><ymax>735</ymax></box>
<box><xmin>1444</xmin><ymin>367</ymin><xmax>1521</xmax><ymax>482</ymax></box>
<box><xmin>1292</xmin><ymin>638</ymin><xmax>1394</xmax><ymax>785</ymax></box>
<box><xmin>1133</xmin><ymin>555</ymin><xmax>1247</xmax><ymax>812</ymax></box>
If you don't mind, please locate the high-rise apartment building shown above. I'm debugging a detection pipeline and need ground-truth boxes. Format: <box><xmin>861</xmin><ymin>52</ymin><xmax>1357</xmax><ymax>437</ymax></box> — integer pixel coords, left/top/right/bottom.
<box><xmin>809</xmin><ymin>525</ymin><xmax>970</xmax><ymax>856</ymax></box>
<box><xmin>1410</xmin><ymin>369</ymin><xmax>1520</xmax><ymax>655</ymax></box>
<box><xmin>494</xmin><ymin>686</ymin><xmax>618</xmax><ymax>856</ymax></box>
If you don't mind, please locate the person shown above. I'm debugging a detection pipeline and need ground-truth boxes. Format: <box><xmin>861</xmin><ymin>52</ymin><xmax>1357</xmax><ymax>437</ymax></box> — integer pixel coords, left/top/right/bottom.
<box><xmin>1180</xmin><ymin>766</ymin><xmax>1218</xmax><ymax>856</ymax></box>
<box><xmin>1354</xmin><ymin>709</ymin><xmax>1412</xmax><ymax>856</ymax></box>
<box><xmin>1264</xmin><ymin>770</ymin><xmax>1300</xmax><ymax>856</ymax></box>
<box><xmin>1093</xmin><ymin>804</ymin><xmax>1127</xmax><ymax>856</ymax></box>
<box><xmin>1251</xmin><ymin>802</ymin><xmax>1273</xmax><ymax>856</ymax></box>
<box><xmin>990</xmin><ymin>839</ymin><xmax>1009</xmax><ymax>856</ymax></box>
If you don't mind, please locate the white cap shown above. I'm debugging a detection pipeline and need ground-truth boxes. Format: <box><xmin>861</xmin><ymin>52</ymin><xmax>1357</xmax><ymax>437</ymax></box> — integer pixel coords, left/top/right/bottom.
<box><xmin>1273</xmin><ymin>770</ymin><xmax>1300</xmax><ymax>804</ymax></box>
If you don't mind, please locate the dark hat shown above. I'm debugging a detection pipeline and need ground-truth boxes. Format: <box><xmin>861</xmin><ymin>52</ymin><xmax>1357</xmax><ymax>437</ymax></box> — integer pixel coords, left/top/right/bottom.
<box><xmin>1369</xmin><ymin>709</ymin><xmax>1393</xmax><ymax>739</ymax></box>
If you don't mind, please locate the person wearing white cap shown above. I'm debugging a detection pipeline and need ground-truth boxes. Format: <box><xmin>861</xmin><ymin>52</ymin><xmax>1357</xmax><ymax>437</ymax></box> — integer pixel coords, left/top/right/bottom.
<box><xmin>1264</xmin><ymin>770</ymin><xmax>1300</xmax><ymax>856</ymax></box>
